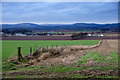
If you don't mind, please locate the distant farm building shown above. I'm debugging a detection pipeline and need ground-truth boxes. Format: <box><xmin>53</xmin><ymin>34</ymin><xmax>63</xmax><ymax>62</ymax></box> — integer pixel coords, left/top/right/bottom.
<box><xmin>14</xmin><ymin>33</ymin><xmax>26</xmax><ymax>36</ymax></box>
<box><xmin>87</xmin><ymin>34</ymin><xmax>104</xmax><ymax>37</ymax></box>
<box><xmin>0</xmin><ymin>32</ymin><xmax>4</xmax><ymax>36</ymax></box>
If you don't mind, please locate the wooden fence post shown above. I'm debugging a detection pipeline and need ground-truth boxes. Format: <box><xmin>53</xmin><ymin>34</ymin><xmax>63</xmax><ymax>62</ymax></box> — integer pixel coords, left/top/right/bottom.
<box><xmin>18</xmin><ymin>47</ymin><xmax>23</xmax><ymax>61</ymax></box>
<box><xmin>39</xmin><ymin>47</ymin><xmax>41</xmax><ymax>50</ymax></box>
<box><xmin>56</xmin><ymin>45</ymin><xmax>58</xmax><ymax>47</ymax></box>
<box><xmin>30</xmin><ymin>47</ymin><xmax>32</xmax><ymax>56</ymax></box>
<box><xmin>46</xmin><ymin>46</ymin><xmax>48</xmax><ymax>49</ymax></box>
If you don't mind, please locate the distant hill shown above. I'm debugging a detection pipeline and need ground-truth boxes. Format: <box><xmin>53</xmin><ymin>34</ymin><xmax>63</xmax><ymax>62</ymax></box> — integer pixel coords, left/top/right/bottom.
<box><xmin>1</xmin><ymin>23</ymin><xmax>118</xmax><ymax>31</ymax></box>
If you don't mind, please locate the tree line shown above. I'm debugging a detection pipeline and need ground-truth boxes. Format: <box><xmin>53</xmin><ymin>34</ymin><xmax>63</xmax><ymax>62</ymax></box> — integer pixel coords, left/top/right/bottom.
<box><xmin>2</xmin><ymin>28</ymin><xmax>32</xmax><ymax>34</ymax></box>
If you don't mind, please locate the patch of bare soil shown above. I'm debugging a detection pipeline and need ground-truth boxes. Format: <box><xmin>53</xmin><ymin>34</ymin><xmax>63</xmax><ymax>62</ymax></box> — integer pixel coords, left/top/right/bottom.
<box><xmin>3</xmin><ymin>71</ymin><xmax>49</xmax><ymax>76</ymax></box>
<box><xmin>85</xmin><ymin>40</ymin><xmax>118</xmax><ymax>55</ymax></box>
<box><xmin>3</xmin><ymin>69</ymin><xmax>118</xmax><ymax>78</ymax></box>
<box><xmin>71</xmin><ymin>69</ymin><xmax>118</xmax><ymax>76</ymax></box>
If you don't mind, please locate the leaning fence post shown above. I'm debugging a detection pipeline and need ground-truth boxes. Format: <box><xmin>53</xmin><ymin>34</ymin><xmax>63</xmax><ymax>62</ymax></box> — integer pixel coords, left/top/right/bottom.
<box><xmin>18</xmin><ymin>47</ymin><xmax>23</xmax><ymax>61</ymax></box>
<box><xmin>56</xmin><ymin>45</ymin><xmax>58</xmax><ymax>47</ymax></box>
<box><xmin>30</xmin><ymin>47</ymin><xmax>32</xmax><ymax>56</ymax></box>
<box><xmin>46</xmin><ymin>45</ymin><xmax>48</xmax><ymax>49</ymax></box>
<box><xmin>52</xmin><ymin>45</ymin><xmax>53</xmax><ymax>48</ymax></box>
<box><xmin>39</xmin><ymin>46</ymin><xmax>41</xmax><ymax>50</ymax></box>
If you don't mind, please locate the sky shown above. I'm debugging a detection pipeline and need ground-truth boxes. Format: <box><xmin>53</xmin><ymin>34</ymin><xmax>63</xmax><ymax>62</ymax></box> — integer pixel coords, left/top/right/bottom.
<box><xmin>2</xmin><ymin>2</ymin><xmax>118</xmax><ymax>24</ymax></box>
<box><xmin>1</xmin><ymin>0</ymin><xmax>119</xmax><ymax>2</ymax></box>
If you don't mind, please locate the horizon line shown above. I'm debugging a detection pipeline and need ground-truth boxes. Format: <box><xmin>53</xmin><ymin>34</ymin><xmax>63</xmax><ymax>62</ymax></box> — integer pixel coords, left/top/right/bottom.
<box><xmin>0</xmin><ymin>22</ymin><xmax>118</xmax><ymax>25</ymax></box>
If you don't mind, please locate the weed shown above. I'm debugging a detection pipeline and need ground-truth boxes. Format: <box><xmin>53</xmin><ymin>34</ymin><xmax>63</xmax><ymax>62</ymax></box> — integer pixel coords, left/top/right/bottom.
<box><xmin>2</xmin><ymin>62</ymin><xmax>17</xmax><ymax>71</ymax></box>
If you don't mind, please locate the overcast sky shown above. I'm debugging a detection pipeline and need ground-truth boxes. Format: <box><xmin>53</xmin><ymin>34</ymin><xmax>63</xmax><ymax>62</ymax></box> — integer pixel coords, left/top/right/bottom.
<box><xmin>2</xmin><ymin>2</ymin><xmax>118</xmax><ymax>24</ymax></box>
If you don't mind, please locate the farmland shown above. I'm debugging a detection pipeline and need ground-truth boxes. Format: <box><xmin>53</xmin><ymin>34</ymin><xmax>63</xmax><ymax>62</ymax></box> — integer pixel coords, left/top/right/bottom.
<box><xmin>2</xmin><ymin>40</ymin><xmax>99</xmax><ymax>61</ymax></box>
<box><xmin>2</xmin><ymin>40</ymin><xmax>119</xmax><ymax>79</ymax></box>
<box><xmin>2</xmin><ymin>35</ymin><xmax>119</xmax><ymax>40</ymax></box>
<box><xmin>1</xmin><ymin>1</ymin><xmax>119</xmax><ymax>79</ymax></box>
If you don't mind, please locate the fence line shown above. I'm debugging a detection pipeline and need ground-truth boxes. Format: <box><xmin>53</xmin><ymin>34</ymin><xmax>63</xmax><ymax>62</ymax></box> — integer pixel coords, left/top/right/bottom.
<box><xmin>16</xmin><ymin>43</ymin><xmax>89</xmax><ymax>60</ymax></box>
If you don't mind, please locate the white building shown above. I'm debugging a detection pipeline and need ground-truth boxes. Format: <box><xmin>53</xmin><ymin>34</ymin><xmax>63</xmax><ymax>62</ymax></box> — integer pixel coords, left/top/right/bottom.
<box><xmin>87</xmin><ymin>34</ymin><xmax>104</xmax><ymax>37</ymax></box>
<box><xmin>0</xmin><ymin>32</ymin><xmax>4</xmax><ymax>34</ymax></box>
<box><xmin>15</xmin><ymin>33</ymin><xmax>26</xmax><ymax>36</ymax></box>
<box><xmin>0</xmin><ymin>32</ymin><xmax>4</xmax><ymax>36</ymax></box>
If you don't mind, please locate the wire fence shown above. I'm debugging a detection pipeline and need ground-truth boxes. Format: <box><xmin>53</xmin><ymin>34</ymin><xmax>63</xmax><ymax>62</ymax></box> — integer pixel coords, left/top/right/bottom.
<box><xmin>16</xmin><ymin>44</ymin><xmax>71</xmax><ymax>57</ymax></box>
<box><xmin>3</xmin><ymin>40</ymin><xmax>99</xmax><ymax>61</ymax></box>
<box><xmin>3</xmin><ymin>44</ymin><xmax>71</xmax><ymax>61</ymax></box>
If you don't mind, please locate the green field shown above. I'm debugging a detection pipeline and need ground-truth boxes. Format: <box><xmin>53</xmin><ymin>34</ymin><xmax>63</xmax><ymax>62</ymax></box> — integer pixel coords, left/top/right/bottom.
<box><xmin>2</xmin><ymin>40</ymin><xmax>99</xmax><ymax>61</ymax></box>
<box><xmin>2</xmin><ymin>51</ymin><xmax>118</xmax><ymax>78</ymax></box>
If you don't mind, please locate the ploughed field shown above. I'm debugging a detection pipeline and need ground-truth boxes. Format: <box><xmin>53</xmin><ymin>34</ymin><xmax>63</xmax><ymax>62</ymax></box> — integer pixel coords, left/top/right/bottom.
<box><xmin>2</xmin><ymin>35</ymin><xmax>119</xmax><ymax>40</ymax></box>
<box><xmin>2</xmin><ymin>40</ymin><xmax>99</xmax><ymax>61</ymax></box>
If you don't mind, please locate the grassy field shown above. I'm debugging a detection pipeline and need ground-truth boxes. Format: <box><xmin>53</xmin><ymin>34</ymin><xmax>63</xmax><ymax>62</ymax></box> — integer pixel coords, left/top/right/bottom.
<box><xmin>2</xmin><ymin>51</ymin><xmax>118</xmax><ymax>78</ymax></box>
<box><xmin>2</xmin><ymin>40</ymin><xmax>119</xmax><ymax>78</ymax></box>
<box><xmin>2</xmin><ymin>40</ymin><xmax>99</xmax><ymax>61</ymax></box>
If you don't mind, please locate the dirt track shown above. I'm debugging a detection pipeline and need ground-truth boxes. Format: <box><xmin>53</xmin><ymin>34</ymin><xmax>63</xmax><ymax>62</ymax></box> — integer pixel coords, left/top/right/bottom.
<box><xmin>86</xmin><ymin>40</ymin><xmax>118</xmax><ymax>54</ymax></box>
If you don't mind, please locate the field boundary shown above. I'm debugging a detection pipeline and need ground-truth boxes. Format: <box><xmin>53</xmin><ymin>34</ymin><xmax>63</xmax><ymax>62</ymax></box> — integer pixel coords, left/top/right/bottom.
<box><xmin>32</xmin><ymin>40</ymin><xmax>103</xmax><ymax>55</ymax></box>
<box><xmin>28</xmin><ymin>40</ymin><xmax>103</xmax><ymax>64</ymax></box>
<box><xmin>66</xmin><ymin>40</ymin><xmax>103</xmax><ymax>51</ymax></box>
<box><xmin>88</xmin><ymin>40</ymin><xmax>103</xmax><ymax>49</ymax></box>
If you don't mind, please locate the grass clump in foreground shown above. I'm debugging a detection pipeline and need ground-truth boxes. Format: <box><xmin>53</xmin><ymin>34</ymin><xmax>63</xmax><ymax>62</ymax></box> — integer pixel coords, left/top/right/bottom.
<box><xmin>14</xmin><ymin>66</ymin><xmax>44</xmax><ymax>72</ymax></box>
<box><xmin>2</xmin><ymin>62</ymin><xmax>17</xmax><ymax>71</ymax></box>
<box><xmin>3</xmin><ymin>63</ymin><xmax>44</xmax><ymax>72</ymax></box>
<box><xmin>77</xmin><ymin>51</ymin><xmax>118</xmax><ymax>70</ymax></box>
<box><xmin>43</xmin><ymin>66</ymin><xmax>79</xmax><ymax>73</ymax></box>
<box><xmin>78</xmin><ymin>51</ymin><xmax>118</xmax><ymax>65</ymax></box>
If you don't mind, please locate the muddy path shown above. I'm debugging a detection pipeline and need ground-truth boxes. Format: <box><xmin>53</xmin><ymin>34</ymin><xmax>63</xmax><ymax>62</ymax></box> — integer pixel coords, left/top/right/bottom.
<box><xmin>85</xmin><ymin>40</ymin><xmax>118</xmax><ymax>54</ymax></box>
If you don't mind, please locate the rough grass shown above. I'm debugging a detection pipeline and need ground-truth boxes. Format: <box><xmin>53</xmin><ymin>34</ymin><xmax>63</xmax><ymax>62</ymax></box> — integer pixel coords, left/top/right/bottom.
<box><xmin>3</xmin><ymin>51</ymin><xmax>118</xmax><ymax>72</ymax></box>
<box><xmin>4</xmin><ymin>74</ymin><xmax>118</xmax><ymax>78</ymax></box>
<box><xmin>2</xmin><ymin>40</ymin><xmax>99</xmax><ymax>60</ymax></box>
<box><xmin>43</xmin><ymin>66</ymin><xmax>79</xmax><ymax>73</ymax></box>
<box><xmin>2</xmin><ymin>51</ymin><xmax>118</xmax><ymax>78</ymax></box>
<box><xmin>2</xmin><ymin>62</ymin><xmax>17</xmax><ymax>71</ymax></box>
<box><xmin>2</xmin><ymin>62</ymin><xmax>44</xmax><ymax>72</ymax></box>
<box><xmin>77</xmin><ymin>51</ymin><xmax>118</xmax><ymax>65</ymax></box>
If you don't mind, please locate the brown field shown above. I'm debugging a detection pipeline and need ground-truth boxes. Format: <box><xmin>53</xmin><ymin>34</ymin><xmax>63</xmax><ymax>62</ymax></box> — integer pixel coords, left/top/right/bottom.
<box><xmin>2</xmin><ymin>36</ymin><xmax>119</xmax><ymax>40</ymax></box>
<box><xmin>103</xmin><ymin>34</ymin><xmax>118</xmax><ymax>36</ymax></box>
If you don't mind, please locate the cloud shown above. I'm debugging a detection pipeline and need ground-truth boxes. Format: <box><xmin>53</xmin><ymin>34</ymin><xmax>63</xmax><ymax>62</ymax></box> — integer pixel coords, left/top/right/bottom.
<box><xmin>2</xmin><ymin>2</ymin><xmax>118</xmax><ymax>24</ymax></box>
